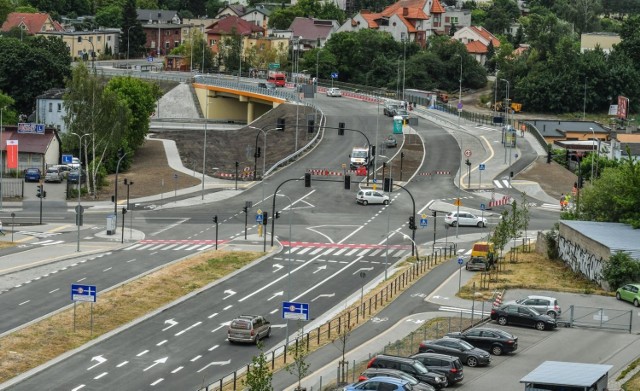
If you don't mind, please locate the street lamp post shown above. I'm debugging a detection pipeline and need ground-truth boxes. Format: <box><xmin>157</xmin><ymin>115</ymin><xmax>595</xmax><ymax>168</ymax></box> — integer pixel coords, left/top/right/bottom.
<box><xmin>126</xmin><ymin>25</ymin><xmax>135</xmax><ymax>61</ymax></box>
<box><xmin>71</xmin><ymin>132</ymin><xmax>91</xmax><ymax>251</ymax></box>
<box><xmin>583</xmin><ymin>77</ymin><xmax>587</xmax><ymax>120</ymax></box>
<box><xmin>249</xmin><ymin>125</ymin><xmax>281</xmax><ymax>202</ymax></box>
<box><xmin>202</xmin><ymin>93</ymin><xmax>209</xmax><ymax>200</ymax></box>
<box><xmin>589</xmin><ymin>127</ymin><xmax>595</xmax><ymax>180</ymax></box>
<box><xmin>457</xmin><ymin>54</ymin><xmax>463</xmax><ymax>126</ymax></box>
<box><xmin>82</xmin><ymin>38</ymin><xmax>96</xmax><ymax>72</ymax></box>
<box><xmin>0</xmin><ymin>105</ymin><xmax>5</xmax><ymax>211</ymax></box>
<box><xmin>124</xmin><ymin>178</ymin><xmax>134</xmax><ymax>239</ymax></box>
<box><xmin>401</xmin><ymin>33</ymin><xmax>407</xmax><ymax>102</ymax></box>
<box><xmin>500</xmin><ymin>79</ymin><xmax>510</xmax><ymax>164</ymax></box>
<box><xmin>275</xmin><ymin>192</ymin><xmax>295</xmax><ymax>346</ymax></box>
<box><xmin>113</xmin><ymin>150</ymin><xmax>128</xmax><ymax>233</ymax></box>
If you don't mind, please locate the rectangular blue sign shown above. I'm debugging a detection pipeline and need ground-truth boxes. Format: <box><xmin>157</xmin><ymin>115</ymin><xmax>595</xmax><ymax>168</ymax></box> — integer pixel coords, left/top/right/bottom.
<box><xmin>282</xmin><ymin>301</ymin><xmax>309</xmax><ymax>321</ymax></box>
<box><xmin>71</xmin><ymin>284</ymin><xmax>97</xmax><ymax>302</ymax></box>
<box><xmin>62</xmin><ymin>154</ymin><xmax>73</xmax><ymax>164</ymax></box>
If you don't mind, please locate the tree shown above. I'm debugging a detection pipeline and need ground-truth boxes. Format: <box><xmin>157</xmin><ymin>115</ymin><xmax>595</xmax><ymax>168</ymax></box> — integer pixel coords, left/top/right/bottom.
<box><xmin>120</xmin><ymin>0</ymin><xmax>146</xmax><ymax>59</ymax></box>
<box><xmin>243</xmin><ymin>342</ymin><xmax>273</xmax><ymax>391</ymax></box>
<box><xmin>95</xmin><ymin>4</ymin><xmax>123</xmax><ymax>28</ymax></box>
<box><xmin>481</xmin><ymin>0</ymin><xmax>520</xmax><ymax>36</ymax></box>
<box><xmin>602</xmin><ymin>251</ymin><xmax>640</xmax><ymax>290</ymax></box>
<box><xmin>63</xmin><ymin>63</ymin><xmax>130</xmax><ymax>197</ymax></box>
<box><xmin>0</xmin><ymin>92</ymin><xmax>17</xmax><ymax>125</ymax></box>
<box><xmin>285</xmin><ymin>328</ymin><xmax>310</xmax><ymax>391</ymax></box>
<box><xmin>616</xmin><ymin>15</ymin><xmax>640</xmax><ymax>65</ymax></box>
<box><xmin>0</xmin><ymin>0</ymin><xmax>12</xmax><ymax>25</ymax></box>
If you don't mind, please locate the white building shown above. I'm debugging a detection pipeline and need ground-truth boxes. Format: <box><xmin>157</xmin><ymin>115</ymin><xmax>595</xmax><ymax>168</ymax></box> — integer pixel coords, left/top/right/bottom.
<box><xmin>35</xmin><ymin>88</ymin><xmax>67</xmax><ymax>133</ymax></box>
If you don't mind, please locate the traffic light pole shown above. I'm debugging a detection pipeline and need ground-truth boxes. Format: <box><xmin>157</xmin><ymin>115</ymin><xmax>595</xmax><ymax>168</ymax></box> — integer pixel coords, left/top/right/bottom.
<box><xmin>271</xmin><ymin>178</ymin><xmax>304</xmax><ymax>247</ymax></box>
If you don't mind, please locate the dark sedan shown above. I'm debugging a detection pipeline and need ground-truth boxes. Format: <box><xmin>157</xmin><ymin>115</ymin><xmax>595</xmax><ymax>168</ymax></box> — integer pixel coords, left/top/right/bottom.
<box><xmin>418</xmin><ymin>337</ymin><xmax>491</xmax><ymax>367</ymax></box>
<box><xmin>358</xmin><ymin>368</ymin><xmax>436</xmax><ymax>391</ymax></box>
<box><xmin>446</xmin><ymin>327</ymin><xmax>518</xmax><ymax>356</ymax></box>
<box><xmin>490</xmin><ymin>304</ymin><xmax>557</xmax><ymax>331</ymax></box>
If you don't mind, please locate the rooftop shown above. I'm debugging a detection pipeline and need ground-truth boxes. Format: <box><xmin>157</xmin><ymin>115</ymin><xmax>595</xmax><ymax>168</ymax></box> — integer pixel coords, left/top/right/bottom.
<box><xmin>561</xmin><ymin>221</ymin><xmax>640</xmax><ymax>260</ymax></box>
<box><xmin>520</xmin><ymin>361</ymin><xmax>612</xmax><ymax>387</ymax></box>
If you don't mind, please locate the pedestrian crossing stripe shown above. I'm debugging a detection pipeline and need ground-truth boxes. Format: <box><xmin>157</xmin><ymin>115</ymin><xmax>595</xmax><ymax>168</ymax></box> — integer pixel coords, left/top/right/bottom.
<box><xmin>493</xmin><ymin>179</ymin><xmax>511</xmax><ymax>189</ymax></box>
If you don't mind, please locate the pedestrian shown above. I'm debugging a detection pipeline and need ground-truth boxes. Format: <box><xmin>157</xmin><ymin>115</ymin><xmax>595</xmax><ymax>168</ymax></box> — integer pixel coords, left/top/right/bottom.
<box><xmin>0</xmin><ymin>219</ymin><xmax>5</xmax><ymax>236</ymax></box>
<box><xmin>559</xmin><ymin>193</ymin><xmax>565</xmax><ymax>211</ymax></box>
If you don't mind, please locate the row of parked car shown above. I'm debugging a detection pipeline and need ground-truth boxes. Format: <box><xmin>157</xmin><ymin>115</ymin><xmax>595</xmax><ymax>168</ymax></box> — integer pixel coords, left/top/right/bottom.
<box><xmin>341</xmin><ymin>296</ymin><xmax>565</xmax><ymax>390</ymax></box>
<box><xmin>24</xmin><ymin>164</ymin><xmax>87</xmax><ymax>184</ymax></box>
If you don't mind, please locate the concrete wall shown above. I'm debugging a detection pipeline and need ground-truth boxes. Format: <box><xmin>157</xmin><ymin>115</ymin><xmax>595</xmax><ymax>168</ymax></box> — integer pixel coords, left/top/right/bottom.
<box><xmin>558</xmin><ymin>223</ymin><xmax>610</xmax><ymax>289</ymax></box>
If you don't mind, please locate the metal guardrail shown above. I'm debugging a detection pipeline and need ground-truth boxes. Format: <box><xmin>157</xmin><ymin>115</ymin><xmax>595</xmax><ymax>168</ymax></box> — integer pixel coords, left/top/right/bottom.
<box><xmin>193</xmin><ymin>75</ymin><xmax>296</xmax><ymax>101</ymax></box>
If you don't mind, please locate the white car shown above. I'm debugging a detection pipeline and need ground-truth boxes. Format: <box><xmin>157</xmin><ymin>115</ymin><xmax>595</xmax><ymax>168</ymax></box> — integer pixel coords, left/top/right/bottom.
<box><xmin>356</xmin><ymin>190</ymin><xmax>389</xmax><ymax>205</ymax></box>
<box><xmin>444</xmin><ymin>211</ymin><xmax>487</xmax><ymax>227</ymax></box>
<box><xmin>326</xmin><ymin>88</ymin><xmax>342</xmax><ymax>97</ymax></box>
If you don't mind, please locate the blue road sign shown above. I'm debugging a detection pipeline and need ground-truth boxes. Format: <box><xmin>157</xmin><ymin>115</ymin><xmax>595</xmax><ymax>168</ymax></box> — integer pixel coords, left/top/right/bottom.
<box><xmin>71</xmin><ymin>284</ymin><xmax>97</xmax><ymax>302</ymax></box>
<box><xmin>62</xmin><ymin>154</ymin><xmax>73</xmax><ymax>164</ymax></box>
<box><xmin>420</xmin><ymin>218</ymin><xmax>428</xmax><ymax>228</ymax></box>
<box><xmin>282</xmin><ymin>301</ymin><xmax>309</xmax><ymax>321</ymax></box>
<box><xmin>331</xmin><ymin>72</ymin><xmax>338</xmax><ymax>79</ymax></box>
<box><xmin>147</xmin><ymin>56</ymin><xmax>154</xmax><ymax>62</ymax></box>
<box><xmin>457</xmin><ymin>257</ymin><xmax>464</xmax><ymax>265</ymax></box>
<box><xmin>479</xmin><ymin>163</ymin><xmax>485</xmax><ymax>171</ymax></box>
<box><xmin>480</xmin><ymin>203</ymin><xmax>486</xmax><ymax>211</ymax></box>
<box><xmin>256</xmin><ymin>214</ymin><xmax>263</xmax><ymax>223</ymax></box>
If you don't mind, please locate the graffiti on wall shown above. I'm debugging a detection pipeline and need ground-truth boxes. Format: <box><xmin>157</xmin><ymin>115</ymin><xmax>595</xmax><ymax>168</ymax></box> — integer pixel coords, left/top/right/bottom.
<box><xmin>558</xmin><ymin>236</ymin><xmax>605</xmax><ymax>285</ymax></box>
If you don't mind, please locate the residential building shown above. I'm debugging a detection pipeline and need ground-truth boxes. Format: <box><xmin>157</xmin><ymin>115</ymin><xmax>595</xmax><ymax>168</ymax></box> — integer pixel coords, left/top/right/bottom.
<box><xmin>337</xmin><ymin>0</ymin><xmax>447</xmax><ymax>47</ymax></box>
<box><xmin>289</xmin><ymin>17</ymin><xmax>340</xmax><ymax>50</ymax></box>
<box><xmin>453</xmin><ymin>26</ymin><xmax>500</xmax><ymax>65</ymax></box>
<box><xmin>241</xmin><ymin>5</ymin><xmax>272</xmax><ymax>30</ymax></box>
<box><xmin>205</xmin><ymin>15</ymin><xmax>265</xmax><ymax>55</ymax></box>
<box><xmin>580</xmin><ymin>32</ymin><xmax>621</xmax><ymax>54</ymax></box>
<box><xmin>39</xmin><ymin>29</ymin><xmax>121</xmax><ymax>61</ymax></box>
<box><xmin>142</xmin><ymin>23</ymin><xmax>185</xmax><ymax>56</ymax></box>
<box><xmin>609</xmin><ymin>133</ymin><xmax>640</xmax><ymax>161</ymax></box>
<box><xmin>441</xmin><ymin>5</ymin><xmax>471</xmax><ymax>35</ymax></box>
<box><xmin>137</xmin><ymin>9</ymin><xmax>181</xmax><ymax>24</ymax></box>
<box><xmin>245</xmin><ymin>36</ymin><xmax>290</xmax><ymax>72</ymax></box>
<box><xmin>183</xmin><ymin>17</ymin><xmax>218</xmax><ymax>38</ymax></box>
<box><xmin>216</xmin><ymin>4</ymin><xmax>247</xmax><ymax>19</ymax></box>
<box><xmin>1</xmin><ymin>12</ymin><xmax>64</xmax><ymax>35</ymax></box>
<box><xmin>1</xmin><ymin>126</ymin><xmax>61</xmax><ymax>172</ymax></box>
<box><xmin>34</xmin><ymin>89</ymin><xmax>67</xmax><ymax>133</ymax></box>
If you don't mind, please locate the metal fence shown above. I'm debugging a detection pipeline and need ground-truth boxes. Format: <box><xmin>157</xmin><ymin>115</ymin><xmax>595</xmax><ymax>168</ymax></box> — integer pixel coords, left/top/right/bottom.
<box><xmin>1</xmin><ymin>178</ymin><xmax>24</xmax><ymax>198</ymax></box>
<box><xmin>565</xmin><ymin>305</ymin><xmax>633</xmax><ymax>333</ymax></box>
<box><xmin>199</xmin><ymin>245</ymin><xmax>458</xmax><ymax>391</ymax></box>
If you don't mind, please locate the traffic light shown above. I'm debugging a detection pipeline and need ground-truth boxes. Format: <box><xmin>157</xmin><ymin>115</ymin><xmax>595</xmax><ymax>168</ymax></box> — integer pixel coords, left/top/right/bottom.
<box><xmin>243</xmin><ymin>206</ymin><xmax>248</xmax><ymax>213</ymax></box>
<box><xmin>401</xmin><ymin>152</ymin><xmax>405</xmax><ymax>159</ymax></box>
<box><xmin>344</xmin><ymin>174</ymin><xmax>351</xmax><ymax>190</ymax></box>
<box><xmin>432</xmin><ymin>210</ymin><xmax>436</xmax><ymax>218</ymax></box>
<box><xmin>255</xmin><ymin>147</ymin><xmax>261</xmax><ymax>158</ymax></box>
<box><xmin>510</xmin><ymin>171</ymin><xmax>514</xmax><ymax>178</ymax></box>
<box><xmin>408</xmin><ymin>216</ymin><xmax>416</xmax><ymax>230</ymax></box>
<box><xmin>371</xmin><ymin>145</ymin><xmax>376</xmax><ymax>156</ymax></box>
<box><xmin>275</xmin><ymin>211</ymin><xmax>281</xmax><ymax>219</ymax></box>
<box><xmin>547</xmin><ymin>144</ymin><xmax>552</xmax><ymax>164</ymax></box>
<box><xmin>307</xmin><ymin>119</ymin><xmax>314</xmax><ymax>133</ymax></box>
<box><xmin>338</xmin><ymin>122</ymin><xmax>345</xmax><ymax>136</ymax></box>
<box><xmin>122</xmin><ymin>207</ymin><xmax>127</xmax><ymax>215</ymax></box>
<box><xmin>213</xmin><ymin>215</ymin><xmax>218</xmax><ymax>224</ymax></box>
<box><xmin>235</xmin><ymin>161</ymin><xmax>239</xmax><ymax>169</ymax></box>
<box><xmin>304</xmin><ymin>172</ymin><xmax>311</xmax><ymax>187</ymax></box>
<box><xmin>276</xmin><ymin>118</ymin><xmax>285</xmax><ymax>131</ymax></box>
<box><xmin>36</xmin><ymin>185</ymin><xmax>46</xmax><ymax>198</ymax></box>
<box><xmin>384</xmin><ymin>177</ymin><xmax>393</xmax><ymax>192</ymax></box>
<box><xmin>262</xmin><ymin>211</ymin><xmax>268</xmax><ymax>225</ymax></box>
<box><xmin>465</xmin><ymin>159</ymin><xmax>471</xmax><ymax>167</ymax></box>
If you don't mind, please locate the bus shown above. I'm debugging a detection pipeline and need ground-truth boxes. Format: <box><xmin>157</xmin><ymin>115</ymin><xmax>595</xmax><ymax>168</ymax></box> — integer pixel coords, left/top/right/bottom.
<box><xmin>267</xmin><ymin>72</ymin><xmax>286</xmax><ymax>87</ymax></box>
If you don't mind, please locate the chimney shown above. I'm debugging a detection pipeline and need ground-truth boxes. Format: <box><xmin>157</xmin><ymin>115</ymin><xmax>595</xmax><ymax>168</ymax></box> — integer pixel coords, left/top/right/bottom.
<box><xmin>403</xmin><ymin>7</ymin><xmax>409</xmax><ymax>16</ymax></box>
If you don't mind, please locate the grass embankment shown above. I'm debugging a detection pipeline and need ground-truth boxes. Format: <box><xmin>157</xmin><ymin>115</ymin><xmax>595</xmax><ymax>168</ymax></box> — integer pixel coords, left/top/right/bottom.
<box><xmin>457</xmin><ymin>250</ymin><xmax>609</xmax><ymax>300</ymax></box>
<box><xmin>0</xmin><ymin>250</ymin><xmax>260</xmax><ymax>383</ymax></box>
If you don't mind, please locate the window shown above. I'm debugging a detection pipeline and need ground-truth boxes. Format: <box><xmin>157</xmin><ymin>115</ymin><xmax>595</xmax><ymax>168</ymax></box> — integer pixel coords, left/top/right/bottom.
<box><xmin>108</xmin><ymin>36</ymin><xmax>111</xmax><ymax>41</ymax></box>
<box><xmin>57</xmin><ymin>103</ymin><xmax>62</xmax><ymax>112</ymax></box>
<box><xmin>48</xmin><ymin>102</ymin><xmax>52</xmax><ymax>112</ymax></box>
<box><xmin>97</xmin><ymin>36</ymin><xmax>101</xmax><ymax>41</ymax></box>
<box><xmin>450</xmin><ymin>17</ymin><xmax>458</xmax><ymax>24</ymax></box>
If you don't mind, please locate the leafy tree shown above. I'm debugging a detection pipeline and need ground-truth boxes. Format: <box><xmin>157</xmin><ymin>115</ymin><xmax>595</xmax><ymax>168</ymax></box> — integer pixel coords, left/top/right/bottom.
<box><xmin>95</xmin><ymin>4</ymin><xmax>123</xmax><ymax>28</ymax></box>
<box><xmin>0</xmin><ymin>92</ymin><xmax>17</xmax><ymax>124</ymax></box>
<box><xmin>520</xmin><ymin>7</ymin><xmax>574</xmax><ymax>60</ymax></box>
<box><xmin>481</xmin><ymin>0</ymin><xmax>520</xmax><ymax>36</ymax></box>
<box><xmin>243</xmin><ymin>342</ymin><xmax>273</xmax><ymax>391</ymax></box>
<box><xmin>63</xmin><ymin>63</ymin><xmax>129</xmax><ymax>197</ymax></box>
<box><xmin>0</xmin><ymin>0</ymin><xmax>12</xmax><ymax>25</ymax></box>
<box><xmin>602</xmin><ymin>251</ymin><xmax>640</xmax><ymax>290</ymax></box>
<box><xmin>170</xmin><ymin>29</ymin><xmax>214</xmax><ymax>71</ymax></box>
<box><xmin>219</xmin><ymin>31</ymin><xmax>242</xmax><ymax>73</ymax></box>
<box><xmin>269</xmin><ymin>7</ymin><xmax>299</xmax><ymax>30</ymax></box>
<box><xmin>319</xmin><ymin>2</ymin><xmax>346</xmax><ymax>24</ymax></box>
<box><xmin>120</xmin><ymin>0</ymin><xmax>146</xmax><ymax>59</ymax></box>
<box><xmin>616</xmin><ymin>15</ymin><xmax>640</xmax><ymax>65</ymax></box>
<box><xmin>0</xmin><ymin>36</ymin><xmax>71</xmax><ymax>114</ymax></box>
<box><xmin>285</xmin><ymin>328</ymin><xmax>310</xmax><ymax>391</ymax></box>
<box><xmin>300</xmin><ymin>48</ymin><xmax>337</xmax><ymax>81</ymax></box>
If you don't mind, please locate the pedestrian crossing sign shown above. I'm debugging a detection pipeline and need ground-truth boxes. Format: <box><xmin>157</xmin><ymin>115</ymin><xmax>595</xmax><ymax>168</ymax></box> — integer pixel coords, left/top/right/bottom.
<box><xmin>454</xmin><ymin>198</ymin><xmax>462</xmax><ymax>206</ymax></box>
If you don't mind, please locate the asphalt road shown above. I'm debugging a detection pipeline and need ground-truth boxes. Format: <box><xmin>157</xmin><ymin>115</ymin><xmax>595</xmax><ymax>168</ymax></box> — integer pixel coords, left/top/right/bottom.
<box><xmin>0</xmin><ymin>92</ymin><xmax>559</xmax><ymax>390</ymax></box>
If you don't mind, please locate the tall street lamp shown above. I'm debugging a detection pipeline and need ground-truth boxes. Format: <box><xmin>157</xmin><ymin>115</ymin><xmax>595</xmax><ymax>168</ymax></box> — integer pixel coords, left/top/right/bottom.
<box><xmin>202</xmin><ymin>93</ymin><xmax>209</xmax><ymax>200</ymax></box>
<box><xmin>583</xmin><ymin>77</ymin><xmax>587</xmax><ymax>120</ymax></box>
<box><xmin>71</xmin><ymin>132</ymin><xmax>91</xmax><ymax>252</ymax></box>
<box><xmin>113</xmin><ymin>150</ymin><xmax>128</xmax><ymax>233</ymax></box>
<box><xmin>126</xmin><ymin>25</ymin><xmax>135</xmax><ymax>61</ymax></box>
<box><xmin>0</xmin><ymin>105</ymin><xmax>5</xmax><ymax>211</ymax></box>
<box><xmin>589</xmin><ymin>127</ymin><xmax>595</xmax><ymax>180</ymax></box>
<box><xmin>82</xmin><ymin>37</ymin><xmax>96</xmax><ymax>72</ymax></box>
<box><xmin>124</xmin><ymin>178</ymin><xmax>134</xmax><ymax>239</ymax></box>
<box><xmin>275</xmin><ymin>192</ymin><xmax>295</xmax><ymax>347</ymax></box>
<box><xmin>249</xmin><ymin>125</ymin><xmax>282</xmax><ymax>202</ymax></box>
<box><xmin>457</xmin><ymin>54</ymin><xmax>463</xmax><ymax>126</ymax></box>
<box><xmin>401</xmin><ymin>33</ymin><xmax>407</xmax><ymax>102</ymax></box>
<box><xmin>500</xmin><ymin>78</ymin><xmax>510</xmax><ymax>164</ymax></box>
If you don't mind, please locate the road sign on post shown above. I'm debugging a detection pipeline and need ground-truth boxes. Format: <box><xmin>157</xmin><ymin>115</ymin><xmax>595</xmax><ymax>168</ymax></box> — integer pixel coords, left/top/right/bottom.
<box><xmin>420</xmin><ymin>217</ymin><xmax>428</xmax><ymax>228</ymax></box>
<box><xmin>268</xmin><ymin>63</ymin><xmax>280</xmax><ymax>70</ymax></box>
<box><xmin>71</xmin><ymin>284</ymin><xmax>97</xmax><ymax>302</ymax></box>
<box><xmin>62</xmin><ymin>154</ymin><xmax>73</xmax><ymax>164</ymax></box>
<box><xmin>282</xmin><ymin>301</ymin><xmax>309</xmax><ymax>320</ymax></box>
<box><xmin>479</xmin><ymin>163</ymin><xmax>485</xmax><ymax>171</ymax></box>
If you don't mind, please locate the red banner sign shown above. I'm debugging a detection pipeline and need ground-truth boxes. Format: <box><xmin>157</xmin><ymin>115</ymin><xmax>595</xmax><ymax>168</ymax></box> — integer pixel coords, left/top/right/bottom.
<box><xmin>6</xmin><ymin>140</ymin><xmax>18</xmax><ymax>169</ymax></box>
<box><xmin>617</xmin><ymin>95</ymin><xmax>629</xmax><ymax>119</ymax></box>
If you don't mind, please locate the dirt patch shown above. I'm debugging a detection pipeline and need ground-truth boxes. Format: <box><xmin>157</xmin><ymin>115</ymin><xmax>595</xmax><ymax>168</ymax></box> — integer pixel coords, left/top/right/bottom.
<box><xmin>516</xmin><ymin>157</ymin><xmax>577</xmax><ymax>200</ymax></box>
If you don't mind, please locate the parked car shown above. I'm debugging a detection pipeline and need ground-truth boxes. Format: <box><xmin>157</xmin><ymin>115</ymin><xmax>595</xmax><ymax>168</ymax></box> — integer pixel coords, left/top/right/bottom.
<box><xmin>384</xmin><ymin>135</ymin><xmax>398</xmax><ymax>148</ymax></box>
<box><xmin>227</xmin><ymin>315</ymin><xmax>271</xmax><ymax>344</ymax></box>
<box><xmin>503</xmin><ymin>295</ymin><xmax>562</xmax><ymax>318</ymax></box>
<box><xmin>465</xmin><ymin>256</ymin><xmax>491</xmax><ymax>271</ymax></box>
<box><xmin>67</xmin><ymin>169</ymin><xmax>87</xmax><ymax>184</ymax></box>
<box><xmin>358</xmin><ymin>369</ymin><xmax>436</xmax><ymax>391</ymax></box>
<box><xmin>257</xmin><ymin>82</ymin><xmax>276</xmax><ymax>90</ymax></box>
<box><xmin>68</xmin><ymin>157</ymin><xmax>81</xmax><ymax>169</ymax></box>
<box><xmin>342</xmin><ymin>376</ymin><xmax>413</xmax><ymax>391</ymax></box>
<box><xmin>418</xmin><ymin>337</ymin><xmax>491</xmax><ymax>367</ymax></box>
<box><xmin>409</xmin><ymin>353</ymin><xmax>464</xmax><ymax>385</ymax></box>
<box><xmin>53</xmin><ymin>164</ymin><xmax>72</xmax><ymax>179</ymax></box>
<box><xmin>24</xmin><ymin>167</ymin><xmax>41</xmax><ymax>182</ymax></box>
<box><xmin>357</xmin><ymin>190</ymin><xmax>390</xmax><ymax>205</ymax></box>
<box><xmin>490</xmin><ymin>304</ymin><xmax>557</xmax><ymax>330</ymax></box>
<box><xmin>326</xmin><ymin>87</ymin><xmax>342</xmax><ymax>97</ymax></box>
<box><xmin>616</xmin><ymin>283</ymin><xmax>640</xmax><ymax>307</ymax></box>
<box><xmin>366</xmin><ymin>355</ymin><xmax>448</xmax><ymax>389</ymax></box>
<box><xmin>44</xmin><ymin>167</ymin><xmax>64</xmax><ymax>183</ymax></box>
<box><xmin>444</xmin><ymin>211</ymin><xmax>487</xmax><ymax>227</ymax></box>
<box><xmin>445</xmin><ymin>327</ymin><xmax>518</xmax><ymax>356</ymax></box>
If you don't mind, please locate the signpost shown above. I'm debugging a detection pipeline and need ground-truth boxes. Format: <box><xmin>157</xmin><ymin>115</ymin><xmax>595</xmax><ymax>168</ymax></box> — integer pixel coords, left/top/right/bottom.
<box><xmin>479</xmin><ymin>163</ymin><xmax>485</xmax><ymax>188</ymax></box>
<box><xmin>256</xmin><ymin>208</ymin><xmax>263</xmax><ymax>237</ymax></box>
<box><xmin>71</xmin><ymin>284</ymin><xmax>97</xmax><ymax>335</ymax></box>
<box><xmin>282</xmin><ymin>301</ymin><xmax>309</xmax><ymax>321</ymax></box>
<box><xmin>331</xmin><ymin>72</ymin><xmax>338</xmax><ymax>88</ymax></box>
<box><xmin>420</xmin><ymin>214</ymin><xmax>428</xmax><ymax>229</ymax></box>
<box><xmin>457</xmin><ymin>257</ymin><xmax>464</xmax><ymax>293</ymax></box>
<box><xmin>480</xmin><ymin>203</ymin><xmax>485</xmax><ymax>224</ymax></box>
<box><xmin>268</xmin><ymin>63</ymin><xmax>280</xmax><ymax>70</ymax></box>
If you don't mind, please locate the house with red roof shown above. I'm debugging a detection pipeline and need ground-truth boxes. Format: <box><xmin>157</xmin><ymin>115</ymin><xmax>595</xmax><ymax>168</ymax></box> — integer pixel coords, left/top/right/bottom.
<box><xmin>290</xmin><ymin>17</ymin><xmax>340</xmax><ymax>50</ymax></box>
<box><xmin>1</xmin><ymin>126</ymin><xmax>61</xmax><ymax>173</ymax></box>
<box><xmin>453</xmin><ymin>25</ymin><xmax>500</xmax><ymax>65</ymax></box>
<box><xmin>205</xmin><ymin>15</ymin><xmax>265</xmax><ymax>55</ymax></box>
<box><xmin>337</xmin><ymin>0</ymin><xmax>448</xmax><ymax>47</ymax></box>
<box><xmin>1</xmin><ymin>12</ymin><xmax>64</xmax><ymax>35</ymax></box>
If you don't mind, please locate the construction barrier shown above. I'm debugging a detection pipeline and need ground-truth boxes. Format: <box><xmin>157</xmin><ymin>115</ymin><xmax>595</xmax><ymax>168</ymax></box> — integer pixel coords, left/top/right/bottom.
<box><xmin>418</xmin><ymin>171</ymin><xmax>451</xmax><ymax>176</ymax></box>
<box><xmin>306</xmin><ymin>169</ymin><xmax>344</xmax><ymax>176</ymax></box>
<box><xmin>492</xmin><ymin>292</ymin><xmax>503</xmax><ymax>307</ymax></box>
<box><xmin>489</xmin><ymin>196</ymin><xmax>511</xmax><ymax>208</ymax></box>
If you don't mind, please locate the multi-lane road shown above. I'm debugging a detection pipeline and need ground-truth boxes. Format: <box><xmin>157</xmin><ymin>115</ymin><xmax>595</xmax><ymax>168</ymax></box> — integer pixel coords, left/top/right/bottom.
<box><xmin>0</xmin><ymin>90</ymin><xmax>558</xmax><ymax>390</ymax></box>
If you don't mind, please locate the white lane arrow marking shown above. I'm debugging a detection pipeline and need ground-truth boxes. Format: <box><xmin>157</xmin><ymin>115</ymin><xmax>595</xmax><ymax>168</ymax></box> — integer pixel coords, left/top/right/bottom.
<box><xmin>197</xmin><ymin>360</ymin><xmax>231</xmax><ymax>373</ymax></box>
<box><xmin>143</xmin><ymin>357</ymin><xmax>168</xmax><ymax>372</ymax></box>
<box><xmin>313</xmin><ymin>265</ymin><xmax>327</xmax><ymax>274</ymax></box>
<box><xmin>162</xmin><ymin>319</ymin><xmax>178</xmax><ymax>331</ymax></box>
<box><xmin>352</xmin><ymin>267</ymin><xmax>374</xmax><ymax>275</ymax></box>
<box><xmin>175</xmin><ymin>321</ymin><xmax>202</xmax><ymax>336</ymax></box>
<box><xmin>223</xmin><ymin>289</ymin><xmax>236</xmax><ymax>300</ymax></box>
<box><xmin>311</xmin><ymin>293</ymin><xmax>335</xmax><ymax>302</ymax></box>
<box><xmin>371</xmin><ymin>317</ymin><xmax>388</xmax><ymax>323</ymax></box>
<box><xmin>406</xmin><ymin>319</ymin><xmax>425</xmax><ymax>324</ymax></box>
<box><xmin>273</xmin><ymin>264</ymin><xmax>283</xmax><ymax>272</ymax></box>
<box><xmin>87</xmin><ymin>355</ymin><xmax>107</xmax><ymax>370</ymax></box>
<box><xmin>270</xmin><ymin>324</ymin><xmax>287</xmax><ymax>328</ymax></box>
<box><xmin>268</xmin><ymin>291</ymin><xmax>284</xmax><ymax>301</ymax></box>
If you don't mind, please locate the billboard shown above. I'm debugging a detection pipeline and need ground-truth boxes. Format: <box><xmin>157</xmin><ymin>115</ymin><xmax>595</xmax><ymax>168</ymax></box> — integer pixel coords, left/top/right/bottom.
<box><xmin>617</xmin><ymin>96</ymin><xmax>629</xmax><ymax>119</ymax></box>
<box><xmin>6</xmin><ymin>140</ymin><xmax>18</xmax><ymax>169</ymax></box>
<box><xmin>17</xmin><ymin>123</ymin><xmax>45</xmax><ymax>134</ymax></box>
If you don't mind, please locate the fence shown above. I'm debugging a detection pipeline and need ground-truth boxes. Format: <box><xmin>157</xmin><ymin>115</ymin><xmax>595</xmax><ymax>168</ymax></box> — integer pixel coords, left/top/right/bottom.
<box><xmin>565</xmin><ymin>305</ymin><xmax>633</xmax><ymax>333</ymax></box>
<box><xmin>1</xmin><ymin>178</ymin><xmax>24</xmax><ymax>198</ymax></box>
<box><xmin>200</xmin><ymin>245</ymin><xmax>458</xmax><ymax>391</ymax></box>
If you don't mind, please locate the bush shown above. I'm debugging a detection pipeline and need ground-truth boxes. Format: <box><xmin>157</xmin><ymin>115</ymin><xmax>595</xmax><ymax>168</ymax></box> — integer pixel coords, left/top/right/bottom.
<box><xmin>544</xmin><ymin>224</ymin><xmax>559</xmax><ymax>260</ymax></box>
<box><xmin>602</xmin><ymin>251</ymin><xmax>640</xmax><ymax>290</ymax></box>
